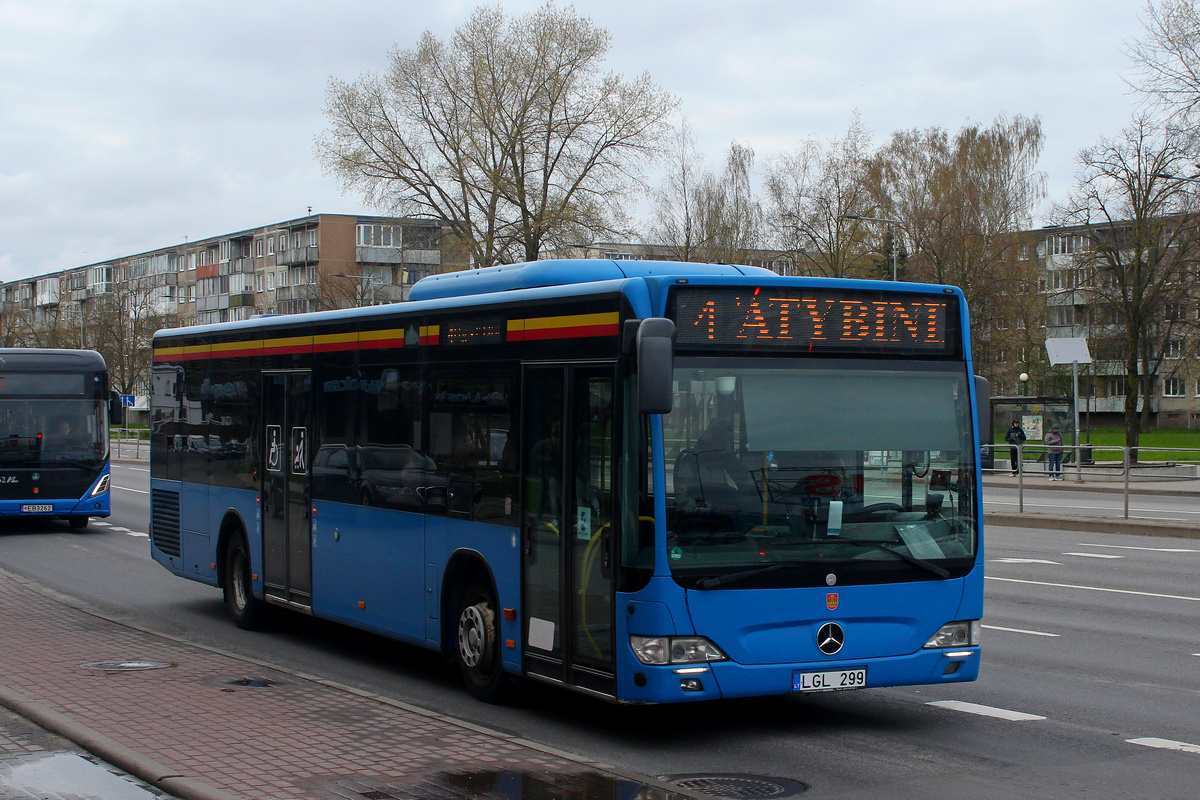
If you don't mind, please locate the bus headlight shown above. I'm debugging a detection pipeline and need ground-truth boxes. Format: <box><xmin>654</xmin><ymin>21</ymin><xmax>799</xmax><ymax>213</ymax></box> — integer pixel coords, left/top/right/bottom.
<box><xmin>630</xmin><ymin>635</ymin><xmax>728</xmax><ymax>665</ymax></box>
<box><xmin>90</xmin><ymin>474</ymin><xmax>111</xmax><ymax>496</ymax></box>
<box><xmin>924</xmin><ymin>620</ymin><xmax>980</xmax><ymax>649</ymax></box>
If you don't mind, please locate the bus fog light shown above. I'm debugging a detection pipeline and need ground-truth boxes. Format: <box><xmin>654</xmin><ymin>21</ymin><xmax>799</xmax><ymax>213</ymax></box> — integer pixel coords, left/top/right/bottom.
<box><xmin>924</xmin><ymin>620</ymin><xmax>980</xmax><ymax>649</ymax></box>
<box><xmin>630</xmin><ymin>635</ymin><xmax>727</xmax><ymax>665</ymax></box>
<box><xmin>680</xmin><ymin>678</ymin><xmax>704</xmax><ymax>691</ymax></box>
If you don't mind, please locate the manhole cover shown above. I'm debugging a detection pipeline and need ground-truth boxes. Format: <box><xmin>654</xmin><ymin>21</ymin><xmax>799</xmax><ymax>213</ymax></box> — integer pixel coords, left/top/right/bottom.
<box><xmin>79</xmin><ymin>661</ymin><xmax>175</xmax><ymax>672</ymax></box>
<box><xmin>660</xmin><ymin>774</ymin><xmax>807</xmax><ymax>799</ymax></box>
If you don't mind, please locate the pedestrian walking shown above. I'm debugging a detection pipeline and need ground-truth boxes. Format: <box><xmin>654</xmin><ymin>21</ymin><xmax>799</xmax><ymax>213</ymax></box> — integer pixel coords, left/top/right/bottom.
<box><xmin>1004</xmin><ymin>419</ymin><xmax>1027</xmax><ymax>476</ymax></box>
<box><xmin>1045</xmin><ymin>426</ymin><xmax>1064</xmax><ymax>481</ymax></box>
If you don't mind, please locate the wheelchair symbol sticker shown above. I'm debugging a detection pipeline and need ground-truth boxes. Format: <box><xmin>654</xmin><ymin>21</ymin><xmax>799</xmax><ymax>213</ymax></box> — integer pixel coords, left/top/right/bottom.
<box><xmin>291</xmin><ymin>427</ymin><xmax>307</xmax><ymax>475</ymax></box>
<box><xmin>266</xmin><ymin>425</ymin><xmax>282</xmax><ymax>473</ymax></box>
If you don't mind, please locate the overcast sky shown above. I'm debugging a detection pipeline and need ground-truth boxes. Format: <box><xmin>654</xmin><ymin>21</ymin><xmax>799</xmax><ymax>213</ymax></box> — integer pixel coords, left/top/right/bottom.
<box><xmin>0</xmin><ymin>0</ymin><xmax>1149</xmax><ymax>283</ymax></box>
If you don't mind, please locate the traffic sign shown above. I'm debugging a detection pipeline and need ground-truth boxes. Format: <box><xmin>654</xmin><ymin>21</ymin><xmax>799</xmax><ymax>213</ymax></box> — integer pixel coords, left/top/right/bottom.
<box><xmin>120</xmin><ymin>394</ymin><xmax>136</xmax><ymax>407</ymax></box>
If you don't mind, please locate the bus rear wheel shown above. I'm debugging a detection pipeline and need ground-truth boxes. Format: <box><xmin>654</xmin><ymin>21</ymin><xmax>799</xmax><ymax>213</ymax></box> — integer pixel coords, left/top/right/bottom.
<box><xmin>67</xmin><ymin>516</ymin><xmax>89</xmax><ymax>530</ymax></box>
<box><xmin>224</xmin><ymin>535</ymin><xmax>269</xmax><ymax>630</ymax></box>
<box><xmin>454</xmin><ymin>581</ymin><xmax>509</xmax><ymax>702</ymax></box>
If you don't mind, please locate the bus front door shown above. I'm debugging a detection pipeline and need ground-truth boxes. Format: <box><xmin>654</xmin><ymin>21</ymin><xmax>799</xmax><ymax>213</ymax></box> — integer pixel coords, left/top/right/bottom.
<box><xmin>261</xmin><ymin>370</ymin><xmax>313</xmax><ymax>610</ymax></box>
<box><xmin>521</xmin><ymin>364</ymin><xmax>616</xmax><ymax>697</ymax></box>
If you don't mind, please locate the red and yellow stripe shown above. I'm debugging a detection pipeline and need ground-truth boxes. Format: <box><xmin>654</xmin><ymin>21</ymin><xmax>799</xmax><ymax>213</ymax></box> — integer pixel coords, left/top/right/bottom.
<box><xmin>507</xmin><ymin>312</ymin><xmax>619</xmax><ymax>342</ymax></box>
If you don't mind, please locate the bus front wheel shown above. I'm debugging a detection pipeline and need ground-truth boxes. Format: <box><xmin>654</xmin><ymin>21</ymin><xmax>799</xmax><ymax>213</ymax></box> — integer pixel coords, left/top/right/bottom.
<box><xmin>224</xmin><ymin>535</ymin><xmax>269</xmax><ymax>630</ymax></box>
<box><xmin>454</xmin><ymin>581</ymin><xmax>509</xmax><ymax>702</ymax></box>
<box><xmin>68</xmin><ymin>516</ymin><xmax>89</xmax><ymax>530</ymax></box>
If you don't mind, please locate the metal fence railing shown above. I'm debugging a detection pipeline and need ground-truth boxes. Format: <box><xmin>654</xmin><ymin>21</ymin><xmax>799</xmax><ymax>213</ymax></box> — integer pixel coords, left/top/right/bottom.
<box><xmin>110</xmin><ymin>427</ymin><xmax>149</xmax><ymax>460</ymax></box>
<box><xmin>981</xmin><ymin>443</ymin><xmax>1200</xmax><ymax>518</ymax></box>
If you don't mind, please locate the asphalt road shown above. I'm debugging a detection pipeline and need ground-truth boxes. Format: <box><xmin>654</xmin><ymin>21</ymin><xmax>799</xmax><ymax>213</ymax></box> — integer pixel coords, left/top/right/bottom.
<box><xmin>0</xmin><ymin>463</ymin><xmax>1197</xmax><ymax>799</ymax></box>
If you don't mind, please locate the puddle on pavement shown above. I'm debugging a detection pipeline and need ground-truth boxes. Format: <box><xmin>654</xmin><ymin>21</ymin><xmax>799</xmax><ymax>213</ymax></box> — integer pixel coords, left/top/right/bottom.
<box><xmin>331</xmin><ymin>769</ymin><xmax>694</xmax><ymax>800</ymax></box>
<box><xmin>0</xmin><ymin>751</ymin><xmax>162</xmax><ymax>799</ymax></box>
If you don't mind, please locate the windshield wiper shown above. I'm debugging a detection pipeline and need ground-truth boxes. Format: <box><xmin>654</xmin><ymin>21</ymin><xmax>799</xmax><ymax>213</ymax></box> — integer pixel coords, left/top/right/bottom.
<box><xmin>697</xmin><ymin>562</ymin><xmax>785</xmax><ymax>589</ymax></box>
<box><xmin>837</xmin><ymin>539</ymin><xmax>950</xmax><ymax>579</ymax></box>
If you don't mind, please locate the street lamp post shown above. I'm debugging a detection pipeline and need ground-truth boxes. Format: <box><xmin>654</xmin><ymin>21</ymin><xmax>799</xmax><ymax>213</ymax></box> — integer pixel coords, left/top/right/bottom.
<box><xmin>841</xmin><ymin>214</ymin><xmax>901</xmax><ymax>281</ymax></box>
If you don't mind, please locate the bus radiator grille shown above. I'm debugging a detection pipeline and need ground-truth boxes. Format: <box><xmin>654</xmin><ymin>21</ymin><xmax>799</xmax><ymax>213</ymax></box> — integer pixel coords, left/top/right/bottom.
<box><xmin>151</xmin><ymin>488</ymin><xmax>181</xmax><ymax>557</ymax></box>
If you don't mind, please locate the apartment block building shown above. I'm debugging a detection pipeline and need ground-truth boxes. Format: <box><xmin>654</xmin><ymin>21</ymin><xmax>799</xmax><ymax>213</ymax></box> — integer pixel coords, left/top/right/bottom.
<box><xmin>0</xmin><ymin>213</ymin><xmax>468</xmax><ymax>341</ymax></box>
<box><xmin>1029</xmin><ymin>222</ymin><xmax>1200</xmax><ymax>427</ymax></box>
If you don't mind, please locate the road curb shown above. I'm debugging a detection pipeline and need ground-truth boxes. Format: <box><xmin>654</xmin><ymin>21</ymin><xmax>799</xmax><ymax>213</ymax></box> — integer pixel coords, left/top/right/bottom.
<box><xmin>985</xmin><ymin>511</ymin><xmax>1200</xmax><ymax>539</ymax></box>
<box><xmin>0</xmin><ymin>682</ymin><xmax>246</xmax><ymax>800</ymax></box>
<box><xmin>983</xmin><ymin>479</ymin><xmax>1200</xmax><ymax>498</ymax></box>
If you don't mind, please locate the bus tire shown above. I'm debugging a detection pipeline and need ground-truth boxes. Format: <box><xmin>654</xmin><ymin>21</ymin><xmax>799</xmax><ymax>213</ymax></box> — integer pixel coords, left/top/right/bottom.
<box><xmin>224</xmin><ymin>534</ymin><xmax>269</xmax><ymax>630</ymax></box>
<box><xmin>454</xmin><ymin>580</ymin><xmax>509</xmax><ymax>703</ymax></box>
<box><xmin>68</xmin><ymin>516</ymin><xmax>89</xmax><ymax>530</ymax></box>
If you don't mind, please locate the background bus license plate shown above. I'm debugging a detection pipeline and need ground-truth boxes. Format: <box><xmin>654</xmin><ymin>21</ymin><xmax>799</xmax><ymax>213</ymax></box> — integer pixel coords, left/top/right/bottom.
<box><xmin>794</xmin><ymin>668</ymin><xmax>866</xmax><ymax>692</ymax></box>
<box><xmin>21</xmin><ymin>505</ymin><xmax>53</xmax><ymax>513</ymax></box>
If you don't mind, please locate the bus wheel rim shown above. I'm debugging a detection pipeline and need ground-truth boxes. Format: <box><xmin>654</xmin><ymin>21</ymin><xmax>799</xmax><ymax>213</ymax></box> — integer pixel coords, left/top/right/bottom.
<box><xmin>458</xmin><ymin>604</ymin><xmax>487</xmax><ymax>668</ymax></box>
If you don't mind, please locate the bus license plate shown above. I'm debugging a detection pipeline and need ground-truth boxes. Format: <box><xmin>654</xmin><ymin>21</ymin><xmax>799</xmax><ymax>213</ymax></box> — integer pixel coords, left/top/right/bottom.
<box><xmin>20</xmin><ymin>504</ymin><xmax>53</xmax><ymax>513</ymax></box>
<box><xmin>794</xmin><ymin>668</ymin><xmax>866</xmax><ymax>692</ymax></box>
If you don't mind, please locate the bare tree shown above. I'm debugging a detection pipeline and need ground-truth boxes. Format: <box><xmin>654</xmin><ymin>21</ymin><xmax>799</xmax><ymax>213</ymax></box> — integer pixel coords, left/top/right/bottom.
<box><xmin>317</xmin><ymin>3</ymin><xmax>677</xmax><ymax>267</ymax></box>
<box><xmin>1056</xmin><ymin>115</ymin><xmax>1200</xmax><ymax>455</ymax></box>
<box><xmin>764</xmin><ymin>115</ymin><xmax>876</xmax><ymax>277</ymax></box>
<box><xmin>864</xmin><ymin>114</ymin><xmax>1045</xmax><ymax>327</ymax></box>
<box><xmin>646</xmin><ymin>123</ymin><xmax>762</xmax><ymax>264</ymax></box>
<box><xmin>89</xmin><ymin>282</ymin><xmax>173</xmax><ymax>396</ymax></box>
<box><xmin>1127</xmin><ymin>1</ymin><xmax>1200</xmax><ymax>123</ymax></box>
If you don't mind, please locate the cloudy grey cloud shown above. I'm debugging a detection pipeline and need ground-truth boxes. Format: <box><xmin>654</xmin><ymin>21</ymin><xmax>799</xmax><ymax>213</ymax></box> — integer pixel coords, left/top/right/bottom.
<box><xmin>0</xmin><ymin>0</ymin><xmax>1145</xmax><ymax>282</ymax></box>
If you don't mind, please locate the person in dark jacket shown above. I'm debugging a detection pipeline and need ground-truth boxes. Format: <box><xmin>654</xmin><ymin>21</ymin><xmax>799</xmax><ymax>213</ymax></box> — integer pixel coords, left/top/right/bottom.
<box><xmin>1004</xmin><ymin>419</ymin><xmax>1027</xmax><ymax>476</ymax></box>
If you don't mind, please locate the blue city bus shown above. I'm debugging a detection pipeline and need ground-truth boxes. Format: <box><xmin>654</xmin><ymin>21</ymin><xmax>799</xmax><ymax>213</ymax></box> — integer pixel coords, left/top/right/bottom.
<box><xmin>0</xmin><ymin>348</ymin><xmax>120</xmax><ymax>530</ymax></box>
<box><xmin>149</xmin><ymin>260</ymin><xmax>987</xmax><ymax>703</ymax></box>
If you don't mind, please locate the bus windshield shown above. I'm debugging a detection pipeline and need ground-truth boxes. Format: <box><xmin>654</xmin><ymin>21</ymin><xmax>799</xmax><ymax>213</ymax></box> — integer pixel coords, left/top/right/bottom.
<box><xmin>0</xmin><ymin>399</ymin><xmax>109</xmax><ymax>468</ymax></box>
<box><xmin>662</xmin><ymin>359</ymin><xmax>977</xmax><ymax>589</ymax></box>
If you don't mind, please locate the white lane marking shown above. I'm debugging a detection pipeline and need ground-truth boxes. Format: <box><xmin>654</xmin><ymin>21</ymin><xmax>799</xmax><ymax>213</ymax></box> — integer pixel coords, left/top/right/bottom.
<box><xmin>1079</xmin><ymin>543</ymin><xmax>1198</xmax><ymax>553</ymax></box>
<box><xmin>987</xmin><ymin>576</ymin><xmax>1200</xmax><ymax>603</ymax></box>
<box><xmin>1062</xmin><ymin>552</ymin><xmax>1123</xmax><ymax>559</ymax></box>
<box><xmin>109</xmin><ymin>527</ymin><xmax>132</xmax><ymax>533</ymax></box>
<box><xmin>927</xmin><ymin>701</ymin><xmax>1046</xmax><ymax>721</ymax></box>
<box><xmin>992</xmin><ymin>558</ymin><xmax>1062</xmax><ymax>565</ymax></box>
<box><xmin>91</xmin><ymin>520</ymin><xmax>111</xmax><ymax>527</ymax></box>
<box><xmin>1127</xmin><ymin>737</ymin><xmax>1200</xmax><ymax>754</ymax></box>
<box><xmin>122</xmin><ymin>531</ymin><xmax>150</xmax><ymax>538</ymax></box>
<box><xmin>982</xmin><ymin>624</ymin><xmax>1060</xmax><ymax>637</ymax></box>
<box><xmin>113</xmin><ymin>486</ymin><xmax>149</xmax><ymax>495</ymax></box>
<box><xmin>117</xmin><ymin>466</ymin><xmax>150</xmax><ymax>472</ymax></box>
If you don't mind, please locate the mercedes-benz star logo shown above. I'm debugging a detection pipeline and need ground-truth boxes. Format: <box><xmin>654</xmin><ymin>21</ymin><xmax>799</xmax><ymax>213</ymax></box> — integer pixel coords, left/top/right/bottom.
<box><xmin>817</xmin><ymin>622</ymin><xmax>845</xmax><ymax>655</ymax></box>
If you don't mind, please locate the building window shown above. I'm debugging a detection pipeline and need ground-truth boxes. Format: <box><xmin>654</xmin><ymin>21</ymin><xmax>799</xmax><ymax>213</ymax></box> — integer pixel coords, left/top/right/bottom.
<box><xmin>1162</xmin><ymin>378</ymin><xmax>1185</xmax><ymax>397</ymax></box>
<box><xmin>1165</xmin><ymin>340</ymin><xmax>1183</xmax><ymax>359</ymax></box>
<box><xmin>219</xmin><ymin>240</ymin><xmax>231</xmax><ymax>262</ymax></box>
<box><xmin>267</xmin><ymin>272</ymin><xmax>275</xmax><ymax>290</ymax></box>
<box><xmin>268</xmin><ymin>237</ymin><xmax>275</xmax><ymax>255</ymax></box>
<box><xmin>308</xmin><ymin>228</ymin><xmax>318</xmax><ymax>247</ymax></box>
<box><xmin>256</xmin><ymin>239</ymin><xmax>263</xmax><ymax>258</ymax></box>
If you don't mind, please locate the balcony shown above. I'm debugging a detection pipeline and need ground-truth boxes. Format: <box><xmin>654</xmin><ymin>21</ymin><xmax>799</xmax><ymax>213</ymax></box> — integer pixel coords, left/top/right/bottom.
<box><xmin>273</xmin><ymin>285</ymin><xmax>317</xmax><ymax>301</ymax></box>
<box><xmin>1085</xmin><ymin>396</ymin><xmax>1159</xmax><ymax>413</ymax></box>
<box><xmin>356</xmin><ymin>247</ymin><xmax>441</xmax><ymax>266</ymax></box>
<box><xmin>277</xmin><ymin>246</ymin><xmax>319</xmax><ymax>266</ymax></box>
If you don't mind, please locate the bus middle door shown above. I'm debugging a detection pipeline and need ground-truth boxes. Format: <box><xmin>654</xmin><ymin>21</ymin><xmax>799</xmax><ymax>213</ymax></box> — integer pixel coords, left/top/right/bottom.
<box><xmin>261</xmin><ymin>370</ymin><xmax>313</xmax><ymax>610</ymax></box>
<box><xmin>521</xmin><ymin>363</ymin><xmax>617</xmax><ymax>698</ymax></box>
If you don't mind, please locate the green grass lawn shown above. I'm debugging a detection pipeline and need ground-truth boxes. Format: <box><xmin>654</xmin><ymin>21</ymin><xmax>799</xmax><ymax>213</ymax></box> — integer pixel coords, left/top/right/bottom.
<box><xmin>995</xmin><ymin>426</ymin><xmax>1200</xmax><ymax>462</ymax></box>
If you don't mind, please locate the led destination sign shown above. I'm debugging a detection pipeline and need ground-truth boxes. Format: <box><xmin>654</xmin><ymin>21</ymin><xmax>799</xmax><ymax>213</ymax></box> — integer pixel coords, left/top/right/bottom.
<box><xmin>672</xmin><ymin>287</ymin><xmax>957</xmax><ymax>356</ymax></box>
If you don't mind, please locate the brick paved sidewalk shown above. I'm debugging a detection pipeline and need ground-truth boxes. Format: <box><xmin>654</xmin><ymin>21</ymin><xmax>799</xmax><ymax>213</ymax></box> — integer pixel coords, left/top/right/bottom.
<box><xmin>0</xmin><ymin>568</ymin><xmax>687</xmax><ymax>800</ymax></box>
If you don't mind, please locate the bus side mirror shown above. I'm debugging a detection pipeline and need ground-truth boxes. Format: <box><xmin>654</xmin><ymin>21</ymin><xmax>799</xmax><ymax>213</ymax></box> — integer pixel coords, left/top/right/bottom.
<box><xmin>636</xmin><ymin>318</ymin><xmax>676</xmax><ymax>415</ymax></box>
<box><xmin>974</xmin><ymin>375</ymin><xmax>990</xmax><ymax>447</ymax></box>
<box><xmin>109</xmin><ymin>390</ymin><xmax>123</xmax><ymax>424</ymax></box>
